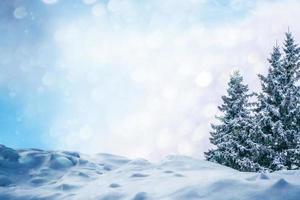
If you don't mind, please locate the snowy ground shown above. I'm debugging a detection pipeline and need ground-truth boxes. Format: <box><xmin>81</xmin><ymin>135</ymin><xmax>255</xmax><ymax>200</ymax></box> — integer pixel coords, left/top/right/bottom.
<box><xmin>0</xmin><ymin>145</ymin><xmax>300</xmax><ymax>200</ymax></box>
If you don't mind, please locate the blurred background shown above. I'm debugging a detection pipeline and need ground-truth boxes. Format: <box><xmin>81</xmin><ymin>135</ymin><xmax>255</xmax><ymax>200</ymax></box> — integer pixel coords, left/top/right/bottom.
<box><xmin>0</xmin><ymin>0</ymin><xmax>299</xmax><ymax>161</ymax></box>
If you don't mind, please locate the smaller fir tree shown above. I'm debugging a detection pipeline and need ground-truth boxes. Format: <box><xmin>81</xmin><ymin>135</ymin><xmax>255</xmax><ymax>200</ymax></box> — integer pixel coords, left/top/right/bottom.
<box><xmin>205</xmin><ymin>71</ymin><xmax>259</xmax><ymax>171</ymax></box>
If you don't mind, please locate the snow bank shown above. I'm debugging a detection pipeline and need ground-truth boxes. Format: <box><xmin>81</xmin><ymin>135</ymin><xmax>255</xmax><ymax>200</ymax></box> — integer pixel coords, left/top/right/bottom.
<box><xmin>0</xmin><ymin>145</ymin><xmax>299</xmax><ymax>200</ymax></box>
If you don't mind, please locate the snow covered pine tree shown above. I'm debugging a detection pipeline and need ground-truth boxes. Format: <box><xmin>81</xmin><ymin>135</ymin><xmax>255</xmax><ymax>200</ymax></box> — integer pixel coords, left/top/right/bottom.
<box><xmin>205</xmin><ymin>71</ymin><xmax>259</xmax><ymax>171</ymax></box>
<box><xmin>254</xmin><ymin>32</ymin><xmax>300</xmax><ymax>171</ymax></box>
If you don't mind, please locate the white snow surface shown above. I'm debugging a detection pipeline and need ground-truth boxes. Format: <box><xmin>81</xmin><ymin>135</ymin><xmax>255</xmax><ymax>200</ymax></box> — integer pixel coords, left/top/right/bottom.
<box><xmin>0</xmin><ymin>145</ymin><xmax>300</xmax><ymax>200</ymax></box>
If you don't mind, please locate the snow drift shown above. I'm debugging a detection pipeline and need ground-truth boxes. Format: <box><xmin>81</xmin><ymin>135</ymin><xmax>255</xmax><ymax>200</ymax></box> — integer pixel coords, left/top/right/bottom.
<box><xmin>0</xmin><ymin>144</ymin><xmax>299</xmax><ymax>200</ymax></box>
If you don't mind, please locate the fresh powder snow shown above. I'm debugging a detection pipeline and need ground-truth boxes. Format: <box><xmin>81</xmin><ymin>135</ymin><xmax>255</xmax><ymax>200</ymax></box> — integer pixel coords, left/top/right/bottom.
<box><xmin>0</xmin><ymin>144</ymin><xmax>299</xmax><ymax>200</ymax></box>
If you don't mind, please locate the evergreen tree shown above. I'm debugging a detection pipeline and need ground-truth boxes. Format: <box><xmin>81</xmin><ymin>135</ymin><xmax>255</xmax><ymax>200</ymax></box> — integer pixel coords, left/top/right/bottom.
<box><xmin>205</xmin><ymin>71</ymin><xmax>259</xmax><ymax>171</ymax></box>
<box><xmin>253</xmin><ymin>45</ymin><xmax>284</xmax><ymax>171</ymax></box>
<box><xmin>255</xmin><ymin>32</ymin><xmax>300</xmax><ymax>171</ymax></box>
<box><xmin>281</xmin><ymin>32</ymin><xmax>300</xmax><ymax>169</ymax></box>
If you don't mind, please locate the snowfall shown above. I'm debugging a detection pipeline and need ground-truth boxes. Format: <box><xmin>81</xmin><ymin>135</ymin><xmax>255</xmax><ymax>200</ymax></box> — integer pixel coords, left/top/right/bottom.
<box><xmin>0</xmin><ymin>145</ymin><xmax>300</xmax><ymax>200</ymax></box>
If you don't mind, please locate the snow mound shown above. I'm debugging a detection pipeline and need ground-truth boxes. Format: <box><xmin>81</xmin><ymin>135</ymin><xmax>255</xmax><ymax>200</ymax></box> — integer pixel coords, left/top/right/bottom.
<box><xmin>0</xmin><ymin>145</ymin><xmax>299</xmax><ymax>200</ymax></box>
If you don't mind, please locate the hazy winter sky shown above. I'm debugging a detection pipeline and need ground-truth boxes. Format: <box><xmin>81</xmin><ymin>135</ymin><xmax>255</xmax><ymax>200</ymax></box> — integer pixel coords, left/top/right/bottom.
<box><xmin>0</xmin><ymin>0</ymin><xmax>300</xmax><ymax>160</ymax></box>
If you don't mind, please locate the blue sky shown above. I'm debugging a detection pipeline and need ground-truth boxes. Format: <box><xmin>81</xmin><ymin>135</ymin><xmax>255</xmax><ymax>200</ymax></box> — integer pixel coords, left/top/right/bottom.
<box><xmin>0</xmin><ymin>0</ymin><xmax>299</xmax><ymax>160</ymax></box>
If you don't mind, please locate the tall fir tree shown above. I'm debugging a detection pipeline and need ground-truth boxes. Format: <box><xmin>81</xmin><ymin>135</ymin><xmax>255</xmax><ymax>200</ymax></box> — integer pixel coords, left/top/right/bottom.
<box><xmin>254</xmin><ymin>32</ymin><xmax>300</xmax><ymax>171</ymax></box>
<box><xmin>205</xmin><ymin>71</ymin><xmax>259</xmax><ymax>171</ymax></box>
<box><xmin>281</xmin><ymin>32</ymin><xmax>300</xmax><ymax>169</ymax></box>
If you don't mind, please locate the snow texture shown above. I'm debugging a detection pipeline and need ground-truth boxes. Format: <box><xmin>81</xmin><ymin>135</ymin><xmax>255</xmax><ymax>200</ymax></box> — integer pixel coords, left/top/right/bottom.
<box><xmin>0</xmin><ymin>145</ymin><xmax>300</xmax><ymax>200</ymax></box>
